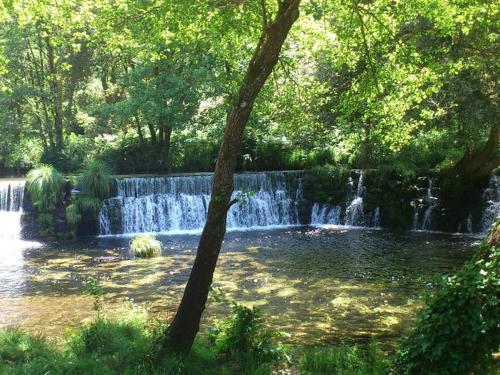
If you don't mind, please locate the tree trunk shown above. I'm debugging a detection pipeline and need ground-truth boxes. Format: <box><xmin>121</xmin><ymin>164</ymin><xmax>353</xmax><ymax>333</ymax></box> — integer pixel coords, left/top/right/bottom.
<box><xmin>446</xmin><ymin>123</ymin><xmax>500</xmax><ymax>180</ymax></box>
<box><xmin>160</xmin><ymin>126</ymin><xmax>172</xmax><ymax>171</ymax></box>
<box><xmin>46</xmin><ymin>36</ymin><xmax>64</xmax><ymax>151</ymax></box>
<box><xmin>165</xmin><ymin>0</ymin><xmax>301</xmax><ymax>353</ymax></box>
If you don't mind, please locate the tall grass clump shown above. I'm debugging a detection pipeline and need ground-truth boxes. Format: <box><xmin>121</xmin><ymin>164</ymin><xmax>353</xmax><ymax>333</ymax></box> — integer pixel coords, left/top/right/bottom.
<box><xmin>0</xmin><ymin>329</ymin><xmax>56</xmax><ymax>372</ymax></box>
<box><xmin>26</xmin><ymin>164</ymin><xmax>64</xmax><ymax>211</ymax></box>
<box><xmin>393</xmin><ymin>221</ymin><xmax>500</xmax><ymax>375</ymax></box>
<box><xmin>78</xmin><ymin>159</ymin><xmax>111</xmax><ymax>199</ymax></box>
<box><xmin>300</xmin><ymin>342</ymin><xmax>389</xmax><ymax>375</ymax></box>
<box><xmin>209</xmin><ymin>302</ymin><xmax>289</xmax><ymax>371</ymax></box>
<box><xmin>130</xmin><ymin>234</ymin><xmax>163</xmax><ymax>258</ymax></box>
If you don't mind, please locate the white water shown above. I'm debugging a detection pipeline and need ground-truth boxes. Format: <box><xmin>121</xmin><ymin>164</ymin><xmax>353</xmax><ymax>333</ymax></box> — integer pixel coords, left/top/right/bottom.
<box><xmin>99</xmin><ymin>172</ymin><xmax>303</xmax><ymax>235</ymax></box>
<box><xmin>311</xmin><ymin>172</ymin><xmax>380</xmax><ymax>228</ymax></box>
<box><xmin>481</xmin><ymin>173</ymin><xmax>500</xmax><ymax>234</ymax></box>
<box><xmin>412</xmin><ymin>178</ymin><xmax>438</xmax><ymax>231</ymax></box>
<box><xmin>0</xmin><ymin>181</ymin><xmax>25</xmax><ymax>240</ymax></box>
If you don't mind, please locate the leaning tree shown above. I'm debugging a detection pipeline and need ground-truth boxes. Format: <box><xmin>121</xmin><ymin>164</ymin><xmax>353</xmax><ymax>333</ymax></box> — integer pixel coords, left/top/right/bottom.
<box><xmin>165</xmin><ymin>0</ymin><xmax>301</xmax><ymax>353</ymax></box>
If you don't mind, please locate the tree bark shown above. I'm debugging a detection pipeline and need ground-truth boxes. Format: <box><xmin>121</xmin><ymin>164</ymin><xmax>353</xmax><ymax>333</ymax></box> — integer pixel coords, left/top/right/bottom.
<box><xmin>46</xmin><ymin>36</ymin><xmax>64</xmax><ymax>151</ymax></box>
<box><xmin>446</xmin><ymin>123</ymin><xmax>500</xmax><ymax>180</ymax></box>
<box><xmin>165</xmin><ymin>0</ymin><xmax>301</xmax><ymax>353</ymax></box>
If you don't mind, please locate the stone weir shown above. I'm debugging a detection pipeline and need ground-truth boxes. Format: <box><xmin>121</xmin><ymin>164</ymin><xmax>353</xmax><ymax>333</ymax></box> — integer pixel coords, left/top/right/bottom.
<box><xmin>99</xmin><ymin>171</ymin><xmax>310</xmax><ymax>235</ymax></box>
<box><xmin>9</xmin><ymin>169</ymin><xmax>498</xmax><ymax>238</ymax></box>
<box><xmin>97</xmin><ymin>169</ymin><xmax>499</xmax><ymax>236</ymax></box>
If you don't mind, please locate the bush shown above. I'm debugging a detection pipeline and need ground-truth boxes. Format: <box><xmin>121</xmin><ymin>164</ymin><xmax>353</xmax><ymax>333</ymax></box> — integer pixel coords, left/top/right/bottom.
<box><xmin>65</xmin><ymin>203</ymin><xmax>81</xmax><ymax>226</ymax></box>
<box><xmin>209</xmin><ymin>302</ymin><xmax>289</xmax><ymax>368</ymax></box>
<box><xmin>36</xmin><ymin>212</ymin><xmax>55</xmax><ymax>237</ymax></box>
<box><xmin>76</xmin><ymin>195</ymin><xmax>103</xmax><ymax>216</ymax></box>
<box><xmin>78</xmin><ymin>159</ymin><xmax>111</xmax><ymax>200</ymax></box>
<box><xmin>26</xmin><ymin>165</ymin><xmax>65</xmax><ymax>211</ymax></box>
<box><xmin>130</xmin><ymin>234</ymin><xmax>163</xmax><ymax>258</ymax></box>
<box><xmin>300</xmin><ymin>342</ymin><xmax>389</xmax><ymax>375</ymax></box>
<box><xmin>393</xmin><ymin>229</ymin><xmax>500</xmax><ymax>375</ymax></box>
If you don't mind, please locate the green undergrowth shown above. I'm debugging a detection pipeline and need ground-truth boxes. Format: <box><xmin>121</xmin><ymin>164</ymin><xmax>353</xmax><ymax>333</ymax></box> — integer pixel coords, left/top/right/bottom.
<box><xmin>0</xmin><ymin>304</ymin><xmax>389</xmax><ymax>375</ymax></box>
<box><xmin>300</xmin><ymin>342</ymin><xmax>389</xmax><ymax>375</ymax></box>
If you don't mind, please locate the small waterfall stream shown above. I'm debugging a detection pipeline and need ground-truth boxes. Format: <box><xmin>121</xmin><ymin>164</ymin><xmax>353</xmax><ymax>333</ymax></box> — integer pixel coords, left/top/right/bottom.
<box><xmin>481</xmin><ymin>173</ymin><xmax>500</xmax><ymax>233</ymax></box>
<box><xmin>310</xmin><ymin>171</ymin><xmax>380</xmax><ymax>228</ymax></box>
<box><xmin>0</xmin><ymin>181</ymin><xmax>25</xmax><ymax>240</ymax></box>
<box><xmin>99</xmin><ymin>172</ymin><xmax>303</xmax><ymax>235</ymax></box>
<box><xmin>411</xmin><ymin>178</ymin><xmax>439</xmax><ymax>231</ymax></box>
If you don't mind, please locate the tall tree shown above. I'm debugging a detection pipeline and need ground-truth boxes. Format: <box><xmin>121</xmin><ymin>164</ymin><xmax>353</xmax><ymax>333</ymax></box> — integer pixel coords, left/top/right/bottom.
<box><xmin>165</xmin><ymin>0</ymin><xmax>301</xmax><ymax>353</ymax></box>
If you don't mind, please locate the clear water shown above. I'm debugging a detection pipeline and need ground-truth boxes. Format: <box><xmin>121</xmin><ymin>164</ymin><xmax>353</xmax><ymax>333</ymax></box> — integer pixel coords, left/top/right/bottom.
<box><xmin>0</xmin><ymin>227</ymin><xmax>476</xmax><ymax>344</ymax></box>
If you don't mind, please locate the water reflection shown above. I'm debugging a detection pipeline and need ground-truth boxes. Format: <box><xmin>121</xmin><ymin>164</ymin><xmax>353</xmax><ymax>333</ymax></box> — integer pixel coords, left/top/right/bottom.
<box><xmin>0</xmin><ymin>227</ymin><xmax>476</xmax><ymax>344</ymax></box>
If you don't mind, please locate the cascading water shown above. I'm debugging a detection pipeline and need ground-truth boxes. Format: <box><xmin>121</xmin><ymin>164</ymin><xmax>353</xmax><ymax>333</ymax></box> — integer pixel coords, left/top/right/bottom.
<box><xmin>411</xmin><ymin>178</ymin><xmax>438</xmax><ymax>231</ymax></box>
<box><xmin>481</xmin><ymin>173</ymin><xmax>500</xmax><ymax>233</ymax></box>
<box><xmin>99</xmin><ymin>172</ymin><xmax>303</xmax><ymax>235</ymax></box>
<box><xmin>310</xmin><ymin>171</ymin><xmax>380</xmax><ymax>228</ymax></box>
<box><xmin>0</xmin><ymin>181</ymin><xmax>25</xmax><ymax>240</ymax></box>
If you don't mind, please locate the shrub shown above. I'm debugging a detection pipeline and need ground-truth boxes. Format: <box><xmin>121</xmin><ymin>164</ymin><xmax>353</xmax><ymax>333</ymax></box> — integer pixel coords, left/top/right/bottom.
<box><xmin>36</xmin><ymin>212</ymin><xmax>55</xmax><ymax>237</ymax></box>
<box><xmin>209</xmin><ymin>302</ymin><xmax>289</xmax><ymax>368</ymax></box>
<box><xmin>65</xmin><ymin>203</ymin><xmax>81</xmax><ymax>226</ymax></box>
<box><xmin>78</xmin><ymin>159</ymin><xmax>111</xmax><ymax>200</ymax></box>
<box><xmin>76</xmin><ymin>195</ymin><xmax>103</xmax><ymax>216</ymax></box>
<box><xmin>300</xmin><ymin>342</ymin><xmax>389</xmax><ymax>375</ymax></box>
<box><xmin>393</xmin><ymin>229</ymin><xmax>500</xmax><ymax>375</ymax></box>
<box><xmin>26</xmin><ymin>165</ymin><xmax>64</xmax><ymax>211</ymax></box>
<box><xmin>130</xmin><ymin>234</ymin><xmax>163</xmax><ymax>258</ymax></box>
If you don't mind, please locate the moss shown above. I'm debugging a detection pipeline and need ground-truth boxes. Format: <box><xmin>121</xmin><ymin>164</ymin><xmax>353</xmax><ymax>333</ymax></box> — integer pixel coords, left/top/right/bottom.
<box><xmin>302</xmin><ymin>165</ymin><xmax>349</xmax><ymax>204</ymax></box>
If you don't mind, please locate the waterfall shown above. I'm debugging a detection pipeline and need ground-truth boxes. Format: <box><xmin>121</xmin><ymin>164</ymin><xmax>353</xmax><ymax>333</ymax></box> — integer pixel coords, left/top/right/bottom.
<box><xmin>99</xmin><ymin>172</ymin><xmax>303</xmax><ymax>235</ymax></box>
<box><xmin>311</xmin><ymin>203</ymin><xmax>342</xmax><ymax>225</ymax></box>
<box><xmin>371</xmin><ymin>206</ymin><xmax>381</xmax><ymax>228</ymax></box>
<box><xmin>411</xmin><ymin>178</ymin><xmax>438</xmax><ymax>231</ymax></box>
<box><xmin>481</xmin><ymin>173</ymin><xmax>500</xmax><ymax>233</ymax></box>
<box><xmin>310</xmin><ymin>171</ymin><xmax>379</xmax><ymax>228</ymax></box>
<box><xmin>0</xmin><ymin>181</ymin><xmax>25</xmax><ymax>240</ymax></box>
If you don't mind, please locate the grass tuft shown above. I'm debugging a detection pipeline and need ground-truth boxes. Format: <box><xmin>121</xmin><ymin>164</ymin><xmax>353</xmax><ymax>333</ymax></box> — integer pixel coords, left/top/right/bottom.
<box><xmin>130</xmin><ymin>234</ymin><xmax>163</xmax><ymax>258</ymax></box>
<box><xmin>26</xmin><ymin>165</ymin><xmax>64</xmax><ymax>211</ymax></box>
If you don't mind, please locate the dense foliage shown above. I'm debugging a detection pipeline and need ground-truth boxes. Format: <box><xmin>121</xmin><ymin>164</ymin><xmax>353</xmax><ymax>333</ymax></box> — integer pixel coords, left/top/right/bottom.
<box><xmin>26</xmin><ymin>165</ymin><xmax>64</xmax><ymax>211</ymax></box>
<box><xmin>209</xmin><ymin>303</ymin><xmax>289</xmax><ymax>369</ymax></box>
<box><xmin>394</xmin><ymin>226</ymin><xmax>500</xmax><ymax>374</ymax></box>
<box><xmin>0</xmin><ymin>0</ymin><xmax>497</xmax><ymax>176</ymax></box>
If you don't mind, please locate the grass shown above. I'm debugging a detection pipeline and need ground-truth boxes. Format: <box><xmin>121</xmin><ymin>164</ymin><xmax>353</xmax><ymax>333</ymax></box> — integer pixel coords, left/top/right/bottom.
<box><xmin>0</xmin><ymin>301</ymin><xmax>392</xmax><ymax>375</ymax></box>
<box><xmin>26</xmin><ymin>165</ymin><xmax>65</xmax><ymax>211</ymax></box>
<box><xmin>300</xmin><ymin>342</ymin><xmax>389</xmax><ymax>375</ymax></box>
<box><xmin>0</xmin><ymin>308</ymin><xmax>274</xmax><ymax>375</ymax></box>
<box><xmin>78</xmin><ymin>159</ymin><xmax>111</xmax><ymax>200</ymax></box>
<box><xmin>130</xmin><ymin>234</ymin><xmax>163</xmax><ymax>258</ymax></box>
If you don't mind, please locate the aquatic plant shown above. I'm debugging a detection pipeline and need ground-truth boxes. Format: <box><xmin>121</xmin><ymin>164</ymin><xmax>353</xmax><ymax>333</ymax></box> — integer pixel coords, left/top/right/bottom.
<box><xmin>300</xmin><ymin>342</ymin><xmax>388</xmax><ymax>375</ymax></box>
<box><xmin>78</xmin><ymin>159</ymin><xmax>111</xmax><ymax>200</ymax></box>
<box><xmin>130</xmin><ymin>234</ymin><xmax>163</xmax><ymax>258</ymax></box>
<box><xmin>26</xmin><ymin>165</ymin><xmax>64</xmax><ymax>211</ymax></box>
<box><xmin>393</xmin><ymin>226</ymin><xmax>500</xmax><ymax>375</ymax></box>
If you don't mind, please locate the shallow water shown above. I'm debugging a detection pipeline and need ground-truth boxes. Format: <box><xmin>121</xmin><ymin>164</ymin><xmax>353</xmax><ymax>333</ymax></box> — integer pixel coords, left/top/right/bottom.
<box><xmin>0</xmin><ymin>227</ymin><xmax>477</xmax><ymax>344</ymax></box>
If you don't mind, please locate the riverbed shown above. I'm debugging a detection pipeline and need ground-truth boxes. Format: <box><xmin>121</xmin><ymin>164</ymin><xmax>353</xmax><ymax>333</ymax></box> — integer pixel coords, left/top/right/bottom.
<box><xmin>0</xmin><ymin>226</ymin><xmax>477</xmax><ymax>344</ymax></box>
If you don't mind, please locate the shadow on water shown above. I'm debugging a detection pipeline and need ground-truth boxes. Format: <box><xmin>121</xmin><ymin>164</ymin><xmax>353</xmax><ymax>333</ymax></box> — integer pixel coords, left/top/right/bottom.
<box><xmin>0</xmin><ymin>227</ymin><xmax>477</xmax><ymax>344</ymax></box>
